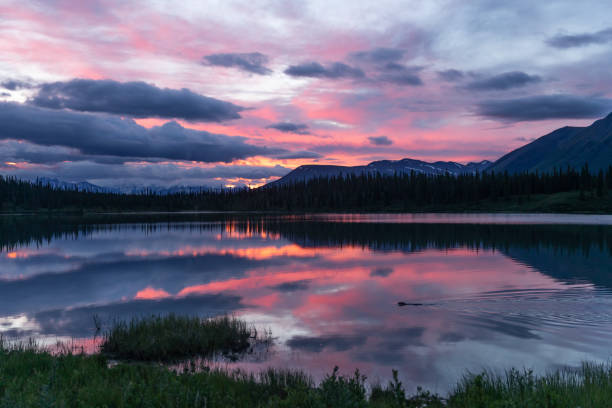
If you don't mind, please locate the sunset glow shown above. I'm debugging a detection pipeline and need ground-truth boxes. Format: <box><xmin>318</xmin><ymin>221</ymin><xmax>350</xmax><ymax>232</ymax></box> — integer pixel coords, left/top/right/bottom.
<box><xmin>0</xmin><ymin>1</ymin><xmax>610</xmax><ymax>188</ymax></box>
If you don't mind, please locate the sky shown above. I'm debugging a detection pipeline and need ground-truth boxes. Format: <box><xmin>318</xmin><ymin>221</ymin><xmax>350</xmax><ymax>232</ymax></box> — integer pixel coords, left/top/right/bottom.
<box><xmin>1</xmin><ymin>0</ymin><xmax>612</xmax><ymax>188</ymax></box>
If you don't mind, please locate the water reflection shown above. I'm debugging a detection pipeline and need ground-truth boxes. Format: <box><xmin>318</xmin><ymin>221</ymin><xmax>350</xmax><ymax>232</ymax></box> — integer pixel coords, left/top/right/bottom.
<box><xmin>1</xmin><ymin>213</ymin><xmax>611</xmax><ymax>393</ymax></box>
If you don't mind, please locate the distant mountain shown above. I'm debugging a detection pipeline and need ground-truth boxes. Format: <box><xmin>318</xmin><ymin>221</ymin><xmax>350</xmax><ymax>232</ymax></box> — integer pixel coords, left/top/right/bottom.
<box><xmin>113</xmin><ymin>184</ymin><xmax>215</xmax><ymax>195</ymax></box>
<box><xmin>490</xmin><ymin>113</ymin><xmax>612</xmax><ymax>173</ymax></box>
<box><xmin>38</xmin><ymin>178</ymin><xmax>119</xmax><ymax>194</ymax></box>
<box><xmin>269</xmin><ymin>158</ymin><xmax>492</xmax><ymax>186</ymax></box>
<box><xmin>33</xmin><ymin>113</ymin><xmax>612</xmax><ymax>193</ymax></box>
<box><xmin>37</xmin><ymin>178</ymin><xmax>214</xmax><ymax>195</ymax></box>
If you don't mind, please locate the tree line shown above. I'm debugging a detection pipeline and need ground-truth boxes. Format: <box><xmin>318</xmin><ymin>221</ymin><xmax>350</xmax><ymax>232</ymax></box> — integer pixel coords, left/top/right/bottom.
<box><xmin>1</xmin><ymin>164</ymin><xmax>611</xmax><ymax>212</ymax></box>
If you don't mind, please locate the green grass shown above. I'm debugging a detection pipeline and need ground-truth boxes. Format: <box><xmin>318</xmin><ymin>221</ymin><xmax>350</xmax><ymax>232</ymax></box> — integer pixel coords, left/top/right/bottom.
<box><xmin>0</xmin><ymin>344</ymin><xmax>441</xmax><ymax>407</ymax></box>
<box><xmin>100</xmin><ymin>314</ymin><xmax>270</xmax><ymax>362</ymax></box>
<box><xmin>449</xmin><ymin>364</ymin><xmax>612</xmax><ymax>407</ymax></box>
<box><xmin>4</xmin><ymin>314</ymin><xmax>612</xmax><ymax>407</ymax></box>
<box><xmin>2</xmin><ymin>337</ymin><xmax>612</xmax><ymax>407</ymax></box>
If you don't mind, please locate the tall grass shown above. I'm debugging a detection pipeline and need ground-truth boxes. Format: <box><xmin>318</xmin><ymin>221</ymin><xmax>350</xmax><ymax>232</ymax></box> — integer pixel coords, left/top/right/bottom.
<box><xmin>449</xmin><ymin>364</ymin><xmax>612</xmax><ymax>407</ymax></box>
<box><xmin>2</xmin><ymin>337</ymin><xmax>612</xmax><ymax>407</ymax></box>
<box><xmin>100</xmin><ymin>314</ymin><xmax>269</xmax><ymax>361</ymax></box>
<box><xmin>0</xmin><ymin>343</ymin><xmax>440</xmax><ymax>408</ymax></box>
<box><xmin>4</xmin><ymin>316</ymin><xmax>612</xmax><ymax>407</ymax></box>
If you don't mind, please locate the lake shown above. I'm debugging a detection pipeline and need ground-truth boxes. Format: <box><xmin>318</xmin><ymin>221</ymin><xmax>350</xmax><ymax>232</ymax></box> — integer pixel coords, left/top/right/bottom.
<box><xmin>1</xmin><ymin>213</ymin><xmax>612</xmax><ymax>393</ymax></box>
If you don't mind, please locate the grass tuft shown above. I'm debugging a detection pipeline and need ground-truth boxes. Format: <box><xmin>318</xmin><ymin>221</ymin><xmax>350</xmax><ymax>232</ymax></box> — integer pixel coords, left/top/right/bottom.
<box><xmin>449</xmin><ymin>363</ymin><xmax>612</xmax><ymax>407</ymax></box>
<box><xmin>100</xmin><ymin>314</ymin><xmax>269</xmax><ymax>362</ymax></box>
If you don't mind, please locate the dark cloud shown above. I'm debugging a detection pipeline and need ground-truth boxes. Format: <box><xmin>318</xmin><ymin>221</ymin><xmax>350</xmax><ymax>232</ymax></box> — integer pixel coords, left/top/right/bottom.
<box><xmin>29</xmin><ymin>79</ymin><xmax>244</xmax><ymax>122</ymax></box>
<box><xmin>202</xmin><ymin>52</ymin><xmax>272</xmax><ymax>75</ymax></box>
<box><xmin>376</xmin><ymin>63</ymin><xmax>423</xmax><ymax>86</ymax></box>
<box><xmin>370</xmin><ymin>267</ymin><xmax>393</xmax><ymax>277</ymax></box>
<box><xmin>1</xmin><ymin>79</ymin><xmax>33</xmax><ymax>91</ymax></box>
<box><xmin>0</xmin><ymin>140</ymin><xmax>145</xmax><ymax>165</ymax></box>
<box><xmin>273</xmin><ymin>151</ymin><xmax>322</xmax><ymax>160</ymax></box>
<box><xmin>466</xmin><ymin>71</ymin><xmax>541</xmax><ymax>91</ymax></box>
<box><xmin>0</xmin><ymin>141</ymin><xmax>106</xmax><ymax>165</ymax></box>
<box><xmin>379</xmin><ymin>73</ymin><xmax>423</xmax><ymax>86</ymax></box>
<box><xmin>0</xmin><ymin>102</ymin><xmax>286</xmax><ymax>163</ymax></box>
<box><xmin>381</xmin><ymin>62</ymin><xmax>408</xmax><ymax>71</ymax></box>
<box><xmin>284</xmin><ymin>62</ymin><xmax>365</xmax><ymax>79</ymax></box>
<box><xmin>284</xmin><ymin>58</ymin><xmax>422</xmax><ymax>85</ymax></box>
<box><xmin>0</xmin><ymin>139</ymin><xmax>302</xmax><ymax>178</ymax></box>
<box><xmin>0</xmin><ymin>92</ymin><xmax>10</xmax><ymax>97</ymax></box>
<box><xmin>266</xmin><ymin>122</ymin><xmax>309</xmax><ymax>134</ymax></box>
<box><xmin>547</xmin><ymin>28</ymin><xmax>612</xmax><ymax>48</ymax></box>
<box><xmin>476</xmin><ymin>94</ymin><xmax>612</xmax><ymax>121</ymax></box>
<box><xmin>368</xmin><ymin>136</ymin><xmax>393</xmax><ymax>146</ymax></box>
<box><xmin>349</xmin><ymin>47</ymin><xmax>405</xmax><ymax>64</ymax></box>
<box><xmin>287</xmin><ymin>335</ymin><xmax>366</xmax><ymax>353</ymax></box>
<box><xmin>437</xmin><ymin>69</ymin><xmax>464</xmax><ymax>82</ymax></box>
<box><xmin>269</xmin><ymin>279</ymin><xmax>311</xmax><ymax>292</ymax></box>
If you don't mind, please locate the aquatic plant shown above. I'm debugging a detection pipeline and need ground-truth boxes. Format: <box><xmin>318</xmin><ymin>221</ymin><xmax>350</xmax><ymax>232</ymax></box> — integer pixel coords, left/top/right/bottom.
<box><xmin>100</xmin><ymin>314</ymin><xmax>270</xmax><ymax>361</ymax></box>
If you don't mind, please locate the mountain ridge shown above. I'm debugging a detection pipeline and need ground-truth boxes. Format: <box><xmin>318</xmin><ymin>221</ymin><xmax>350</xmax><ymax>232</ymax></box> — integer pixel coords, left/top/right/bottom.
<box><xmin>36</xmin><ymin>178</ymin><xmax>219</xmax><ymax>195</ymax></box>
<box><xmin>269</xmin><ymin>158</ymin><xmax>492</xmax><ymax>186</ymax></box>
<box><xmin>17</xmin><ymin>112</ymin><xmax>612</xmax><ymax>191</ymax></box>
<box><xmin>489</xmin><ymin>113</ymin><xmax>612</xmax><ymax>174</ymax></box>
<box><xmin>270</xmin><ymin>112</ymin><xmax>612</xmax><ymax>186</ymax></box>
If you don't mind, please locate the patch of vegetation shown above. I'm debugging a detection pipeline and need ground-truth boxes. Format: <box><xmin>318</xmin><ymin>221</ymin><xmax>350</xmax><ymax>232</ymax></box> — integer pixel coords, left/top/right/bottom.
<box><xmin>0</xmin><ymin>344</ymin><xmax>441</xmax><ymax>407</ymax></box>
<box><xmin>2</xmin><ymin>336</ymin><xmax>612</xmax><ymax>407</ymax></box>
<box><xmin>449</xmin><ymin>364</ymin><xmax>612</xmax><ymax>407</ymax></box>
<box><xmin>100</xmin><ymin>314</ymin><xmax>270</xmax><ymax>362</ymax></box>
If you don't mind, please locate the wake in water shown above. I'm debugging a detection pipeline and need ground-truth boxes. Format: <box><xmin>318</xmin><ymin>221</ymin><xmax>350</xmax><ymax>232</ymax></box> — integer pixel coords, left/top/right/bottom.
<box><xmin>398</xmin><ymin>285</ymin><xmax>612</xmax><ymax>331</ymax></box>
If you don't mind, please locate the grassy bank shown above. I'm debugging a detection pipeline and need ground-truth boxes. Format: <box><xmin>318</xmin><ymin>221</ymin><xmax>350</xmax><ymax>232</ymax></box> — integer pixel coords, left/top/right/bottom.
<box><xmin>3</xmin><ymin>315</ymin><xmax>612</xmax><ymax>406</ymax></box>
<box><xmin>2</xmin><ymin>345</ymin><xmax>612</xmax><ymax>407</ymax></box>
<box><xmin>100</xmin><ymin>314</ymin><xmax>269</xmax><ymax>361</ymax></box>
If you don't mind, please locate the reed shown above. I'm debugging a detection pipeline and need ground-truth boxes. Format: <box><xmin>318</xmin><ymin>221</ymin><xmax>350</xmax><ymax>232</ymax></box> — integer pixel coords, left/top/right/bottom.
<box><xmin>100</xmin><ymin>314</ymin><xmax>270</xmax><ymax>362</ymax></box>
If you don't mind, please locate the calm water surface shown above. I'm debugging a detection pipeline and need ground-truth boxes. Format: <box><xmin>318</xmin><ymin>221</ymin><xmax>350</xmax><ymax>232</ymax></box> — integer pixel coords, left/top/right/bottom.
<box><xmin>1</xmin><ymin>213</ymin><xmax>612</xmax><ymax>393</ymax></box>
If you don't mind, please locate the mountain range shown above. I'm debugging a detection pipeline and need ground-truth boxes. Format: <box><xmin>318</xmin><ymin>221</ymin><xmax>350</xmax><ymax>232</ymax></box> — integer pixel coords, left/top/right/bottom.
<box><xmin>271</xmin><ymin>113</ymin><xmax>612</xmax><ymax>186</ymax></box>
<box><xmin>37</xmin><ymin>178</ymin><xmax>216</xmax><ymax>195</ymax></box>
<box><xmin>269</xmin><ymin>159</ymin><xmax>492</xmax><ymax>186</ymax></box>
<box><xmin>28</xmin><ymin>113</ymin><xmax>612</xmax><ymax>192</ymax></box>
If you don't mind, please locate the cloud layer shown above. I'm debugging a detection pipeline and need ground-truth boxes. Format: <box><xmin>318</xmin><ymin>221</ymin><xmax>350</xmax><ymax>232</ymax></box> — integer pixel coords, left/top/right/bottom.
<box><xmin>377</xmin><ymin>63</ymin><xmax>423</xmax><ymax>86</ymax></box>
<box><xmin>466</xmin><ymin>72</ymin><xmax>541</xmax><ymax>91</ymax></box>
<box><xmin>202</xmin><ymin>52</ymin><xmax>272</xmax><ymax>75</ymax></box>
<box><xmin>437</xmin><ymin>69</ymin><xmax>464</xmax><ymax>82</ymax></box>
<box><xmin>1</xmin><ymin>79</ymin><xmax>33</xmax><ymax>90</ymax></box>
<box><xmin>30</xmin><ymin>79</ymin><xmax>245</xmax><ymax>122</ymax></box>
<box><xmin>2</xmin><ymin>1</ymin><xmax>612</xmax><ymax>186</ymax></box>
<box><xmin>0</xmin><ymin>103</ymin><xmax>278</xmax><ymax>162</ymax></box>
<box><xmin>368</xmin><ymin>136</ymin><xmax>393</xmax><ymax>146</ymax></box>
<box><xmin>477</xmin><ymin>95</ymin><xmax>612</xmax><ymax>121</ymax></box>
<box><xmin>266</xmin><ymin>122</ymin><xmax>310</xmax><ymax>134</ymax></box>
<box><xmin>547</xmin><ymin>28</ymin><xmax>612</xmax><ymax>48</ymax></box>
<box><xmin>284</xmin><ymin>62</ymin><xmax>365</xmax><ymax>79</ymax></box>
<box><xmin>349</xmin><ymin>47</ymin><xmax>405</xmax><ymax>64</ymax></box>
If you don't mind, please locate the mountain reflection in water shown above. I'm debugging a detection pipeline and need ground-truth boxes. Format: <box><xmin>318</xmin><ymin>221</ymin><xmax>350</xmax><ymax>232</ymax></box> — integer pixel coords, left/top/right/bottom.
<box><xmin>1</xmin><ymin>213</ymin><xmax>611</xmax><ymax>393</ymax></box>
